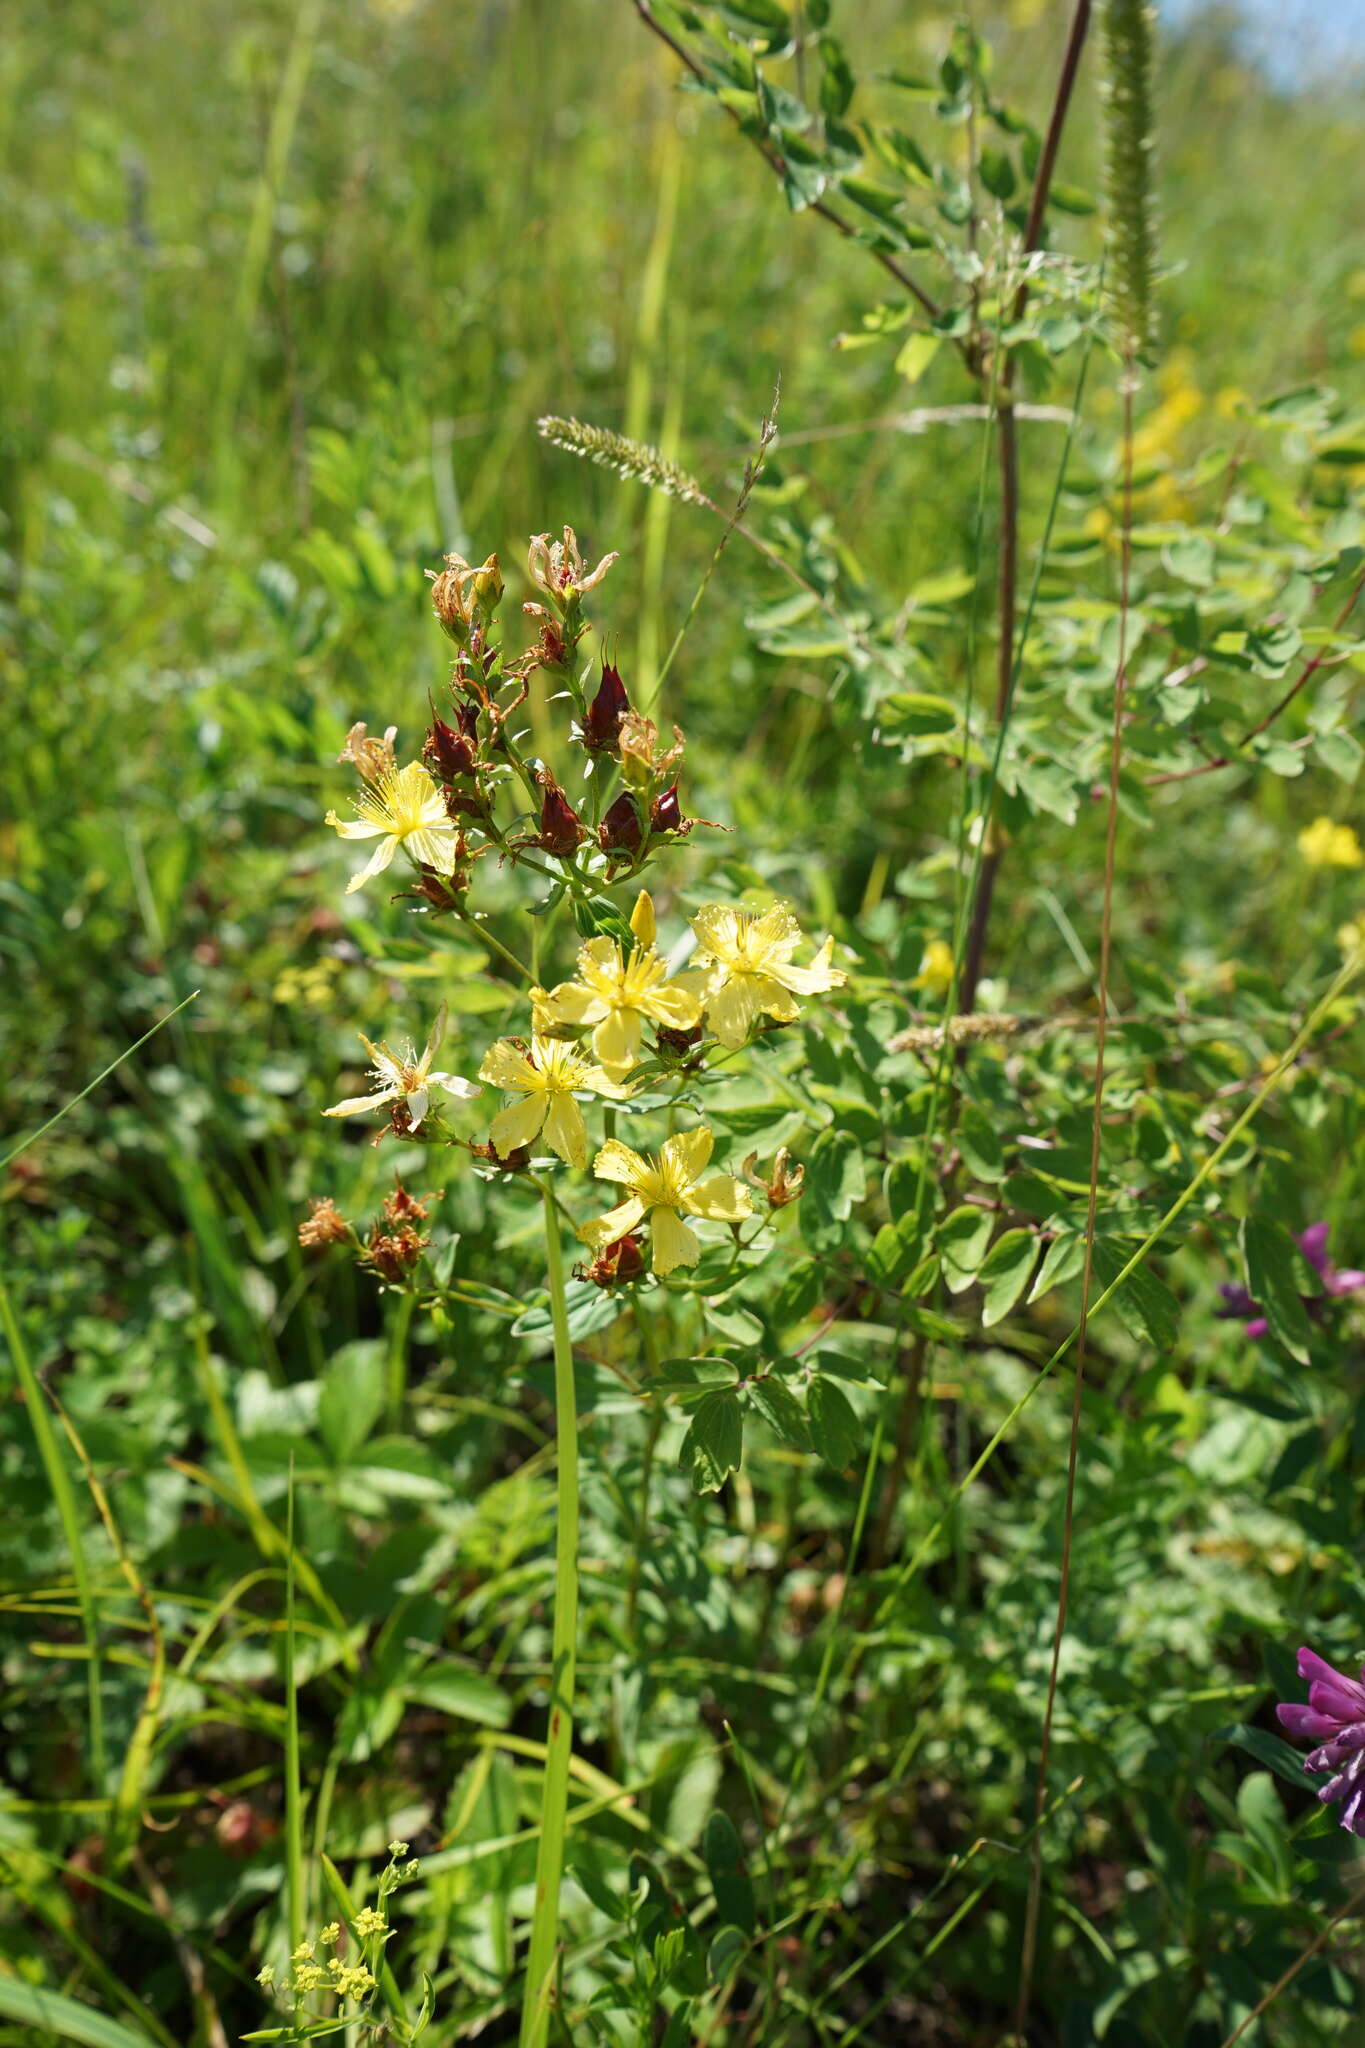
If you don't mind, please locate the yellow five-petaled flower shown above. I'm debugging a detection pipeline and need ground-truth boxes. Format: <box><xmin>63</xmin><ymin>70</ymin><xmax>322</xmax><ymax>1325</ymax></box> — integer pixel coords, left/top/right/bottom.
<box><xmin>324</xmin><ymin>1005</ymin><xmax>479</xmax><ymax>1130</ymax></box>
<box><xmin>326</xmin><ymin>760</ymin><xmax>460</xmax><ymax>895</ymax></box>
<box><xmin>683</xmin><ymin>901</ymin><xmax>845</xmax><ymax>1050</ymax></box>
<box><xmin>479</xmin><ymin>1035</ymin><xmax>628</xmax><ymax>1168</ymax></box>
<box><xmin>544</xmin><ymin>892</ymin><xmax>701</xmax><ymax>1077</ymax></box>
<box><xmin>579</xmin><ymin>1128</ymin><xmax>752</xmax><ymax>1276</ymax></box>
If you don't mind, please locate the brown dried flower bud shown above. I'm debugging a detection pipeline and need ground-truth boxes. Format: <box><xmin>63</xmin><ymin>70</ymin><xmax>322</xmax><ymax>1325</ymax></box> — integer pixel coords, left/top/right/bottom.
<box><xmin>531</xmin><ymin>770</ymin><xmax>585</xmax><ymax>857</ymax></box>
<box><xmin>364</xmin><ymin>1222</ymin><xmax>429</xmax><ymax>1283</ymax></box>
<box><xmin>424</xmin><ymin>699</ymin><xmax>480</xmax><ymax>781</ymax></box>
<box><xmin>576</xmin><ymin>1231</ymin><xmax>647</xmax><ymax>1289</ymax></box>
<box><xmin>381</xmin><ymin>1176</ymin><xmax>434</xmax><ymax>1226</ymax></box>
<box><xmin>338</xmin><ymin>722</ymin><xmax>398</xmax><ymax>786</ymax></box>
<box><xmin>598</xmin><ymin>791</ymin><xmax>644</xmax><ymax>858</ymax></box>
<box><xmin>649</xmin><ymin>780</ymin><xmax>689</xmax><ymax>838</ymax></box>
<box><xmin>298</xmin><ymin>1196</ymin><xmax>351</xmax><ymax>1248</ymax></box>
<box><xmin>580</xmin><ymin>661</ymin><xmax>631</xmax><ymax>754</ymax></box>
<box><xmin>428</xmin><ymin>554</ymin><xmax>478</xmax><ymax>644</ymax></box>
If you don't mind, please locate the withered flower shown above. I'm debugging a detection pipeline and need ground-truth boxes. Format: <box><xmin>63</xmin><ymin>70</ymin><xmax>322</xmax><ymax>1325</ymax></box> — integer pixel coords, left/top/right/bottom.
<box><xmin>364</xmin><ymin>1223</ymin><xmax>429</xmax><ymax>1284</ymax></box>
<box><xmin>382</xmin><ymin>1177</ymin><xmax>435</xmax><ymax>1226</ymax></box>
<box><xmin>338</xmin><ymin>722</ymin><xmax>398</xmax><ymax>786</ymax></box>
<box><xmin>424</xmin><ymin>700</ymin><xmax>480</xmax><ymax>781</ymax></box>
<box><xmin>617</xmin><ymin>713</ymin><xmax>684</xmax><ymax>794</ymax></box>
<box><xmin>742</xmin><ymin>1146</ymin><xmax>805</xmax><ymax>1210</ymax></box>
<box><xmin>298</xmin><ymin>1196</ymin><xmax>352</xmax><ymax>1248</ymax></box>
<box><xmin>526</xmin><ymin>526</ymin><xmax>618</xmax><ymax>614</ymax></box>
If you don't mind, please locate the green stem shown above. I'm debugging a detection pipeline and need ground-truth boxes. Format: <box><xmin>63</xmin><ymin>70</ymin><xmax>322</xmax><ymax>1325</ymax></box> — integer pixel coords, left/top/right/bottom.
<box><xmin>518</xmin><ymin>1178</ymin><xmax>581</xmax><ymax>2048</ymax></box>
<box><xmin>283</xmin><ymin>1463</ymin><xmax>305</xmax><ymax>1961</ymax></box>
<box><xmin>625</xmin><ymin>1306</ymin><xmax>664</xmax><ymax>1638</ymax></box>
<box><xmin>0</xmin><ymin>1270</ymin><xmax>108</xmax><ymax>1790</ymax></box>
<box><xmin>385</xmin><ymin>1291</ymin><xmax>415</xmax><ymax>1434</ymax></box>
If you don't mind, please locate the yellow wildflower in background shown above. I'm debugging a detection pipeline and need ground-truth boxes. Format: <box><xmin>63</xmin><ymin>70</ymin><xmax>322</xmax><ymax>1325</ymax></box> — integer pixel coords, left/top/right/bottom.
<box><xmin>1298</xmin><ymin>817</ymin><xmax>1364</xmax><ymax>869</ymax></box>
<box><xmin>1338</xmin><ymin>919</ymin><xmax>1364</xmax><ymax>961</ymax></box>
<box><xmin>326</xmin><ymin>760</ymin><xmax>459</xmax><ymax>894</ymax></box>
<box><xmin>324</xmin><ymin>1004</ymin><xmax>480</xmax><ymax>1130</ymax></box>
<box><xmin>683</xmin><ymin>902</ymin><xmax>845</xmax><ymax>1050</ymax></box>
<box><xmin>913</xmin><ymin>938</ymin><xmax>955</xmax><ymax>999</ymax></box>
<box><xmin>479</xmin><ymin>1035</ymin><xmax>627</xmax><ymax>1167</ymax></box>
<box><xmin>579</xmin><ymin>1128</ymin><xmax>752</xmax><ymax>1276</ymax></box>
<box><xmin>545</xmin><ymin>891</ymin><xmax>700</xmax><ymax>1076</ymax></box>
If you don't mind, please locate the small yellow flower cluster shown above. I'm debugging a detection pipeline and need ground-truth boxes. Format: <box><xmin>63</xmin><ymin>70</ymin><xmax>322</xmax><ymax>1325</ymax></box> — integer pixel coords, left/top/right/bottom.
<box><xmin>274</xmin><ymin>954</ymin><xmax>342</xmax><ymax>1009</ymax></box>
<box><xmin>1299</xmin><ymin>816</ymin><xmax>1364</xmax><ymax>869</ymax></box>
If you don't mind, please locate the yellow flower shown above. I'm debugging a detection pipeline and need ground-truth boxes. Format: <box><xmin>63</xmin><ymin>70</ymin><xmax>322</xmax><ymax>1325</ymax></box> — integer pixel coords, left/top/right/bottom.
<box><xmin>579</xmin><ymin>1128</ymin><xmax>753</xmax><ymax>1276</ymax></box>
<box><xmin>913</xmin><ymin>938</ymin><xmax>955</xmax><ymax>999</ymax></box>
<box><xmin>326</xmin><ymin>760</ymin><xmax>460</xmax><ymax>895</ymax></box>
<box><xmin>1338</xmin><ymin>919</ymin><xmax>1364</xmax><ymax>960</ymax></box>
<box><xmin>353</xmin><ymin>1906</ymin><xmax>387</xmax><ymax>1940</ymax></box>
<box><xmin>324</xmin><ymin>1004</ymin><xmax>480</xmax><ymax>1130</ymax></box>
<box><xmin>479</xmin><ymin>1034</ymin><xmax>627</xmax><ymax>1167</ymax></box>
<box><xmin>684</xmin><ymin>901</ymin><xmax>845</xmax><ymax>1051</ymax></box>
<box><xmin>544</xmin><ymin>892</ymin><xmax>701</xmax><ymax>1077</ymax></box>
<box><xmin>1298</xmin><ymin>816</ymin><xmax>1364</xmax><ymax>869</ymax></box>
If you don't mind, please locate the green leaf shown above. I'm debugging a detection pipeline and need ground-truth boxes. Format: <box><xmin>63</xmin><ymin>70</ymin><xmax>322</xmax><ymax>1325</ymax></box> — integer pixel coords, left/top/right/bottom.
<box><xmin>938</xmin><ymin>1205</ymin><xmax>994</xmax><ymax>1293</ymax></box>
<box><xmin>803</xmin><ymin>1127</ymin><xmax>867</xmax><ymax>1253</ymax></box>
<box><xmin>978</xmin><ymin>146</ymin><xmax>1015</xmax><ymax>199</ymax></box>
<box><xmin>977</xmin><ymin>1229</ymin><xmax>1038</xmax><ymax>1327</ymax></box>
<box><xmin>1029</xmin><ymin>1229</ymin><xmax>1085</xmax><ymax>1302</ymax></box>
<box><xmin>747</xmin><ymin>1377</ymin><xmax>810</xmax><ymax>1450</ymax></box>
<box><xmin>958</xmin><ymin>1103</ymin><xmax>1004</xmax><ymax>1183</ymax></box>
<box><xmin>406</xmin><ymin>1663</ymin><xmax>511</xmax><ymax>1729</ymax></box>
<box><xmin>1218</xmin><ymin>1721</ymin><xmax>1313</xmax><ymax>1792</ymax></box>
<box><xmin>703</xmin><ymin>1811</ymin><xmax>756</xmax><ymax>1935</ymax></box>
<box><xmin>1241</xmin><ymin>1217</ymin><xmax>1314</xmax><ymax>1363</ymax></box>
<box><xmin>894</xmin><ymin>331</ymin><xmax>941</xmax><ymax>384</ymax></box>
<box><xmin>807</xmin><ymin>1374</ymin><xmax>859</xmax><ymax>1471</ymax></box>
<box><xmin>0</xmin><ymin>1984</ymin><xmax>158</xmax><ymax>2048</ymax></box>
<box><xmin>320</xmin><ymin>1340</ymin><xmax>386</xmax><ymax>1462</ymax></box>
<box><xmin>1091</xmin><ymin>1241</ymin><xmax>1181</xmax><ymax>1351</ymax></box>
<box><xmin>681</xmin><ymin>1391</ymin><xmax>744</xmax><ymax>1493</ymax></box>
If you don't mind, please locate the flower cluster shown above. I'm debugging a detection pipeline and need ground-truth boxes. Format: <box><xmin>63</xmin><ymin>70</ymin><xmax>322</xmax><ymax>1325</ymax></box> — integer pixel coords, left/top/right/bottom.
<box><xmin>315</xmin><ymin>530</ymin><xmax>847</xmax><ymax>1293</ymax></box>
<box><xmin>1277</xmin><ymin>1646</ymin><xmax>1365</xmax><ymax>1835</ymax></box>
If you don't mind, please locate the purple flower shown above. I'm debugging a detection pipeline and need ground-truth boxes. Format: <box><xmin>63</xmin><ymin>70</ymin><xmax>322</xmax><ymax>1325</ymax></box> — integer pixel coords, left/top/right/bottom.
<box><xmin>1216</xmin><ymin>1221</ymin><xmax>1365</xmax><ymax>1340</ymax></box>
<box><xmin>1277</xmin><ymin>1646</ymin><xmax>1365</xmax><ymax>1836</ymax></box>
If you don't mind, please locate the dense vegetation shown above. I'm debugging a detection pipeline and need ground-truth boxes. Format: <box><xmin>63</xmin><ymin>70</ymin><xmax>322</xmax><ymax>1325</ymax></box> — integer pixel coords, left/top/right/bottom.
<box><xmin>4</xmin><ymin>3</ymin><xmax>1364</xmax><ymax>2044</ymax></box>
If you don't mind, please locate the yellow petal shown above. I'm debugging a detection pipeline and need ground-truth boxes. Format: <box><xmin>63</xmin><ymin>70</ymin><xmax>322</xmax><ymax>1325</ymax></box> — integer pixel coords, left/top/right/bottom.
<box><xmin>661</xmin><ymin>1126</ymin><xmax>713</xmax><ymax>1186</ymax></box>
<box><xmin>685</xmin><ymin>1174</ymin><xmax>754</xmax><ymax>1224</ymax></box>
<box><xmin>752</xmin><ymin>974</ymin><xmax>802</xmax><ymax>1023</ymax></box>
<box><xmin>771</xmin><ymin>936</ymin><xmax>846</xmax><ymax>996</ymax></box>
<box><xmin>479</xmin><ymin>1039</ymin><xmax>535</xmax><ymax>1091</ymax></box>
<box><xmin>749</xmin><ymin>902</ymin><xmax>801</xmax><ymax>960</ymax></box>
<box><xmin>543</xmin><ymin>979</ymin><xmax>604</xmax><ymax>1026</ymax></box>
<box><xmin>578</xmin><ymin>1195</ymin><xmax>647</xmax><ymax>1248</ymax></box>
<box><xmin>592</xmin><ymin>1139</ymin><xmax>651</xmax><ymax>1189</ymax></box>
<box><xmin>345</xmin><ymin>835</ymin><xmax>399</xmax><ymax>894</ymax></box>
<box><xmin>406</xmin><ymin>826</ymin><xmax>458</xmax><ymax>874</ymax></box>
<box><xmin>490</xmin><ymin>1094</ymin><xmax>547</xmax><ymax>1157</ymax></box>
<box><xmin>328</xmin><ymin>815</ymin><xmax>387</xmax><ymax>841</ymax></box>
<box><xmin>542</xmin><ymin>1093</ymin><xmax>588</xmax><ymax>1169</ymax></box>
<box><xmin>592</xmin><ymin>1006</ymin><xmax>641</xmax><ymax>1076</ymax></box>
<box><xmin>643</xmin><ymin>980</ymin><xmax>702</xmax><ymax>1029</ymax></box>
<box><xmin>705</xmin><ymin>972</ymin><xmax>765</xmax><ymax>1049</ymax></box>
<box><xmin>648</xmin><ymin>1206</ymin><xmax>701</xmax><ymax>1275</ymax></box>
<box><xmin>323</xmin><ymin>1088</ymin><xmax>398</xmax><ymax>1119</ymax></box>
<box><xmin>629</xmin><ymin>891</ymin><xmax>657</xmax><ymax>947</ymax></box>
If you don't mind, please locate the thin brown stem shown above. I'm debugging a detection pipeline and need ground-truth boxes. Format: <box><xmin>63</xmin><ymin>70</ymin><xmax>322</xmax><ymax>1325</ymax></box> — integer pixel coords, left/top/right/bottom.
<box><xmin>632</xmin><ymin>0</ymin><xmax>942</xmax><ymax>324</ymax></box>
<box><xmin>868</xmin><ymin>1330</ymin><xmax>927</xmax><ymax>1571</ymax></box>
<box><xmin>1216</xmin><ymin>1883</ymin><xmax>1365</xmax><ymax>2048</ymax></box>
<box><xmin>1015</xmin><ymin>364</ymin><xmax>1134</xmax><ymax>2034</ymax></box>
<box><xmin>958</xmin><ymin>0</ymin><xmax>1094</xmax><ymax>1012</ymax></box>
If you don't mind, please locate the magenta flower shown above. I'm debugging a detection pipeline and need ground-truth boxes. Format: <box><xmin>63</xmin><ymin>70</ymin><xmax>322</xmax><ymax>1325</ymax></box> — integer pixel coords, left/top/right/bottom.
<box><xmin>1276</xmin><ymin>1646</ymin><xmax>1365</xmax><ymax>1836</ymax></box>
<box><xmin>1217</xmin><ymin>1220</ymin><xmax>1365</xmax><ymax>1340</ymax></box>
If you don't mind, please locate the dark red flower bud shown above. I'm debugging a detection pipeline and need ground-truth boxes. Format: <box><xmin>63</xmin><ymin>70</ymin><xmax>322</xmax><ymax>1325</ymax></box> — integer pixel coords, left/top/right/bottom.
<box><xmin>424</xmin><ymin>701</ymin><xmax>479</xmax><ymax>781</ymax></box>
<box><xmin>581</xmin><ymin>662</ymin><xmax>631</xmax><ymax>754</ymax></box>
<box><xmin>577</xmin><ymin>1231</ymin><xmax>647</xmax><ymax>1289</ymax></box>
<box><xmin>598</xmin><ymin>791</ymin><xmax>644</xmax><ymax>856</ymax></box>
<box><xmin>533</xmin><ymin>771</ymin><xmax>585</xmax><ymax>857</ymax></box>
<box><xmin>649</xmin><ymin>780</ymin><xmax>688</xmax><ymax>837</ymax></box>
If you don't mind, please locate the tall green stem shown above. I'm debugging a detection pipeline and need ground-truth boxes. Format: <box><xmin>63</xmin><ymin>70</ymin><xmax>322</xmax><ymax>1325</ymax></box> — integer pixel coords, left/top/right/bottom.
<box><xmin>518</xmin><ymin>1178</ymin><xmax>581</xmax><ymax>2048</ymax></box>
<box><xmin>0</xmin><ymin>1269</ymin><xmax>107</xmax><ymax>1790</ymax></box>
